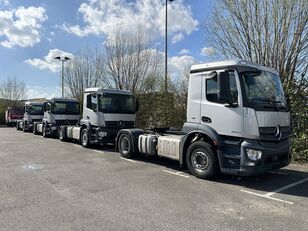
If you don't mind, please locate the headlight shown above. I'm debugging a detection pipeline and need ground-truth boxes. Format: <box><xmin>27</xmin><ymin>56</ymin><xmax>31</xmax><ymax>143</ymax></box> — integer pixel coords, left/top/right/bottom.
<box><xmin>98</xmin><ymin>131</ymin><xmax>107</xmax><ymax>137</ymax></box>
<box><xmin>246</xmin><ymin>149</ymin><xmax>262</xmax><ymax>161</ymax></box>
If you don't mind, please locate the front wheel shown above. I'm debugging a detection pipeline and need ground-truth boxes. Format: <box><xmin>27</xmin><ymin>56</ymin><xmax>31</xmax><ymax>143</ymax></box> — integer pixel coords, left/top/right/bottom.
<box><xmin>81</xmin><ymin>128</ymin><xmax>90</xmax><ymax>148</ymax></box>
<box><xmin>118</xmin><ymin>133</ymin><xmax>134</xmax><ymax>158</ymax></box>
<box><xmin>186</xmin><ymin>141</ymin><xmax>219</xmax><ymax>179</ymax></box>
<box><xmin>59</xmin><ymin>126</ymin><xmax>67</xmax><ymax>142</ymax></box>
<box><xmin>22</xmin><ymin>122</ymin><xmax>27</xmax><ymax>132</ymax></box>
<box><xmin>42</xmin><ymin>124</ymin><xmax>48</xmax><ymax>138</ymax></box>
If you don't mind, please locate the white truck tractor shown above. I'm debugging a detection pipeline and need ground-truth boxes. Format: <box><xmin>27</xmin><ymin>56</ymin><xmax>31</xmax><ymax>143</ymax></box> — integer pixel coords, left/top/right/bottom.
<box><xmin>58</xmin><ymin>88</ymin><xmax>138</xmax><ymax>147</ymax></box>
<box><xmin>16</xmin><ymin>101</ymin><xmax>44</xmax><ymax>132</ymax></box>
<box><xmin>116</xmin><ymin>60</ymin><xmax>291</xmax><ymax>179</ymax></box>
<box><xmin>33</xmin><ymin>98</ymin><xmax>80</xmax><ymax>137</ymax></box>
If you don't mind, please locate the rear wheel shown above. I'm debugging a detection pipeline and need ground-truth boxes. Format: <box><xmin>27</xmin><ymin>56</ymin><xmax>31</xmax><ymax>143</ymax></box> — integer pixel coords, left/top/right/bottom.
<box><xmin>118</xmin><ymin>133</ymin><xmax>134</xmax><ymax>158</ymax></box>
<box><xmin>81</xmin><ymin>128</ymin><xmax>90</xmax><ymax>147</ymax></box>
<box><xmin>186</xmin><ymin>141</ymin><xmax>219</xmax><ymax>179</ymax></box>
<box><xmin>16</xmin><ymin>122</ymin><xmax>19</xmax><ymax>130</ymax></box>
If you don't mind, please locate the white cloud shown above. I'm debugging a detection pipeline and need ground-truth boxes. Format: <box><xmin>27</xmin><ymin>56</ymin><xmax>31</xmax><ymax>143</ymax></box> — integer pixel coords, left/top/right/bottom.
<box><xmin>168</xmin><ymin>55</ymin><xmax>196</xmax><ymax>75</ymax></box>
<box><xmin>26</xmin><ymin>85</ymin><xmax>60</xmax><ymax>99</ymax></box>
<box><xmin>200</xmin><ymin>47</ymin><xmax>215</xmax><ymax>56</ymax></box>
<box><xmin>0</xmin><ymin>6</ymin><xmax>47</xmax><ymax>48</ymax></box>
<box><xmin>178</xmin><ymin>48</ymin><xmax>190</xmax><ymax>55</ymax></box>
<box><xmin>171</xmin><ymin>33</ymin><xmax>184</xmax><ymax>44</ymax></box>
<box><xmin>62</xmin><ymin>0</ymin><xmax>198</xmax><ymax>43</ymax></box>
<box><xmin>0</xmin><ymin>0</ymin><xmax>9</xmax><ymax>6</ymax></box>
<box><xmin>25</xmin><ymin>49</ymin><xmax>74</xmax><ymax>72</ymax></box>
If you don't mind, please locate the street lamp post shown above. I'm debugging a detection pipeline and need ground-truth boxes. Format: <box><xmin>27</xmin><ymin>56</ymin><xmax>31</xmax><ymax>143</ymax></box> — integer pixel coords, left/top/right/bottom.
<box><xmin>165</xmin><ymin>0</ymin><xmax>174</xmax><ymax>94</ymax></box>
<box><xmin>164</xmin><ymin>0</ymin><xmax>173</xmax><ymax>126</ymax></box>
<box><xmin>54</xmin><ymin>56</ymin><xmax>71</xmax><ymax>98</ymax></box>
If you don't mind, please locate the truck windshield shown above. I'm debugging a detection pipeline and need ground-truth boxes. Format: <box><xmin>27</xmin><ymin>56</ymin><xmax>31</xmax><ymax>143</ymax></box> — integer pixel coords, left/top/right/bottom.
<box><xmin>242</xmin><ymin>70</ymin><xmax>288</xmax><ymax>111</ymax></box>
<box><xmin>52</xmin><ymin>101</ymin><xmax>80</xmax><ymax>115</ymax></box>
<box><xmin>11</xmin><ymin>108</ymin><xmax>23</xmax><ymax>115</ymax></box>
<box><xmin>29</xmin><ymin>105</ymin><xmax>44</xmax><ymax>115</ymax></box>
<box><xmin>98</xmin><ymin>93</ymin><xmax>136</xmax><ymax>114</ymax></box>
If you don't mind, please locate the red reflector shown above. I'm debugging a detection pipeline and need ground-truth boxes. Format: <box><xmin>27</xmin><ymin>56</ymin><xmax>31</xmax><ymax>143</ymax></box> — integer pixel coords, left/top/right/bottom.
<box><xmin>213</xmin><ymin>140</ymin><xmax>219</xmax><ymax>146</ymax></box>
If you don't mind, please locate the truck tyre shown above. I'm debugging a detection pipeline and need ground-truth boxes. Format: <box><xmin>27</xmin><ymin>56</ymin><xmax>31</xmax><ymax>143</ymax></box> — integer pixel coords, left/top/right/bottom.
<box><xmin>186</xmin><ymin>141</ymin><xmax>219</xmax><ymax>179</ymax></box>
<box><xmin>22</xmin><ymin>122</ymin><xmax>27</xmax><ymax>132</ymax></box>
<box><xmin>118</xmin><ymin>133</ymin><xmax>134</xmax><ymax>158</ymax></box>
<box><xmin>59</xmin><ymin>126</ymin><xmax>67</xmax><ymax>142</ymax></box>
<box><xmin>42</xmin><ymin>123</ymin><xmax>48</xmax><ymax>138</ymax></box>
<box><xmin>81</xmin><ymin>128</ymin><xmax>90</xmax><ymax>147</ymax></box>
<box><xmin>33</xmin><ymin>124</ymin><xmax>38</xmax><ymax>135</ymax></box>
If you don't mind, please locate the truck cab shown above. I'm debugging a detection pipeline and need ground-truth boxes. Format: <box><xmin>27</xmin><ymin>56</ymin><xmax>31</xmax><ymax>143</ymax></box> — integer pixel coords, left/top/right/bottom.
<box><xmin>33</xmin><ymin>98</ymin><xmax>80</xmax><ymax>137</ymax></box>
<box><xmin>184</xmin><ymin>59</ymin><xmax>291</xmax><ymax>176</ymax></box>
<box><xmin>16</xmin><ymin>101</ymin><xmax>44</xmax><ymax>132</ymax></box>
<box><xmin>59</xmin><ymin>88</ymin><xmax>138</xmax><ymax>147</ymax></box>
<box><xmin>5</xmin><ymin>107</ymin><xmax>23</xmax><ymax>126</ymax></box>
<box><xmin>117</xmin><ymin>60</ymin><xmax>291</xmax><ymax>179</ymax></box>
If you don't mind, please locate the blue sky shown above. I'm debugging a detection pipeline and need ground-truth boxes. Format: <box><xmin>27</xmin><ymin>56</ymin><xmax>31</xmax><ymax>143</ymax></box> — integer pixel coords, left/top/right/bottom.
<box><xmin>0</xmin><ymin>0</ymin><xmax>216</xmax><ymax>98</ymax></box>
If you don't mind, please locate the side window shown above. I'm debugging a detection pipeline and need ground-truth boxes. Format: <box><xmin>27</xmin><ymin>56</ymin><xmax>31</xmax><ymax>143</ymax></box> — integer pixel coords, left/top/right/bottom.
<box><xmin>206</xmin><ymin>71</ymin><xmax>238</xmax><ymax>104</ymax></box>
<box><xmin>86</xmin><ymin>94</ymin><xmax>97</xmax><ymax>111</ymax></box>
<box><xmin>46</xmin><ymin>103</ymin><xmax>51</xmax><ymax>112</ymax></box>
<box><xmin>206</xmin><ymin>74</ymin><xmax>219</xmax><ymax>103</ymax></box>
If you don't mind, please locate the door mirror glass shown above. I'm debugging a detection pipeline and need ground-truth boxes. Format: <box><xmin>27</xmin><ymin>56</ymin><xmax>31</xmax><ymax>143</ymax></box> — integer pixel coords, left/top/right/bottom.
<box><xmin>218</xmin><ymin>71</ymin><xmax>238</xmax><ymax>106</ymax></box>
<box><xmin>135</xmin><ymin>97</ymin><xmax>139</xmax><ymax>112</ymax></box>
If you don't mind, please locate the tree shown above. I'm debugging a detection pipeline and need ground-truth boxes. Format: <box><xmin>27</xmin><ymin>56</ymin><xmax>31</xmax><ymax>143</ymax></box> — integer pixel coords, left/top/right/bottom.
<box><xmin>103</xmin><ymin>25</ymin><xmax>163</xmax><ymax>93</ymax></box>
<box><xmin>0</xmin><ymin>77</ymin><xmax>26</xmax><ymax>106</ymax></box>
<box><xmin>206</xmin><ymin>0</ymin><xmax>308</xmax><ymax>160</ymax></box>
<box><xmin>206</xmin><ymin>0</ymin><xmax>307</xmax><ymax>98</ymax></box>
<box><xmin>64</xmin><ymin>48</ymin><xmax>108</xmax><ymax>104</ymax></box>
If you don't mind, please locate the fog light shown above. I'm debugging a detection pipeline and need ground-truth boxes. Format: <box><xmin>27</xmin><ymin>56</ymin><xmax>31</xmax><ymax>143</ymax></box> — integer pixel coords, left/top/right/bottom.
<box><xmin>98</xmin><ymin>131</ymin><xmax>107</xmax><ymax>137</ymax></box>
<box><xmin>246</xmin><ymin>149</ymin><xmax>262</xmax><ymax>161</ymax></box>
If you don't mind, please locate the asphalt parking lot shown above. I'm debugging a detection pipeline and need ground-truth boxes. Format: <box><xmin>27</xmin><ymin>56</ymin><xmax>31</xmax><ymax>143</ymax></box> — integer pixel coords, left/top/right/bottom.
<box><xmin>0</xmin><ymin>127</ymin><xmax>307</xmax><ymax>231</ymax></box>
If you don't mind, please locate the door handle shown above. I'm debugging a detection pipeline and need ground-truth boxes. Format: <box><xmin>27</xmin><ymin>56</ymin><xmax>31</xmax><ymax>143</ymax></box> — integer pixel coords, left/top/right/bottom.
<box><xmin>202</xmin><ymin>116</ymin><xmax>212</xmax><ymax>123</ymax></box>
<box><xmin>86</xmin><ymin>116</ymin><xmax>90</xmax><ymax>119</ymax></box>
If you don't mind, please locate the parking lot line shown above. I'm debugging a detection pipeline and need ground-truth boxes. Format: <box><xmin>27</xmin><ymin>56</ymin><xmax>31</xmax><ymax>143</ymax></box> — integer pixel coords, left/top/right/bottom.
<box><xmin>268</xmin><ymin>171</ymin><xmax>288</xmax><ymax>175</ymax></box>
<box><xmin>92</xmin><ymin>150</ymin><xmax>104</xmax><ymax>154</ymax></box>
<box><xmin>264</xmin><ymin>177</ymin><xmax>308</xmax><ymax>197</ymax></box>
<box><xmin>163</xmin><ymin>169</ymin><xmax>190</xmax><ymax>178</ymax></box>
<box><xmin>240</xmin><ymin>190</ymin><xmax>294</xmax><ymax>205</ymax></box>
<box><xmin>120</xmin><ymin>157</ymin><xmax>137</xmax><ymax>163</ymax></box>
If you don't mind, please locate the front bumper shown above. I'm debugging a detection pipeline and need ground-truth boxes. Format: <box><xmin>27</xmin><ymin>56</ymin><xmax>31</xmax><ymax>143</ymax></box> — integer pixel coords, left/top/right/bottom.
<box><xmin>220</xmin><ymin>139</ymin><xmax>291</xmax><ymax>176</ymax></box>
<box><xmin>90</xmin><ymin>127</ymin><xmax>121</xmax><ymax>144</ymax></box>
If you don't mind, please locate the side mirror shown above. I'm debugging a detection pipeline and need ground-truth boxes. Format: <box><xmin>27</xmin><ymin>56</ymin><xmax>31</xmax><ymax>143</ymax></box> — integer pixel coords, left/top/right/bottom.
<box><xmin>135</xmin><ymin>97</ymin><xmax>140</xmax><ymax>112</ymax></box>
<box><xmin>218</xmin><ymin>71</ymin><xmax>238</xmax><ymax>107</ymax></box>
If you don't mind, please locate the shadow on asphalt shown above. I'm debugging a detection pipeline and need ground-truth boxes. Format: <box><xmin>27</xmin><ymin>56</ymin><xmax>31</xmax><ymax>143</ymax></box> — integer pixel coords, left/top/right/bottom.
<box><xmin>94</xmin><ymin>145</ymin><xmax>308</xmax><ymax>199</ymax></box>
<box><xmin>6</xmin><ymin>126</ymin><xmax>308</xmax><ymax>199</ymax></box>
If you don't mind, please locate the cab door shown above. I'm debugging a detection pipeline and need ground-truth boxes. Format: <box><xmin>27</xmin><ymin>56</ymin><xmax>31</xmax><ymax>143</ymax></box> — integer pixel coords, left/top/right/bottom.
<box><xmin>200</xmin><ymin>70</ymin><xmax>244</xmax><ymax>138</ymax></box>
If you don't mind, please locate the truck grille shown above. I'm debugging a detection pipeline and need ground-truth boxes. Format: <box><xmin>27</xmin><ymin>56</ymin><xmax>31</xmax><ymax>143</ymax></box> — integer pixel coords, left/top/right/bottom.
<box><xmin>105</xmin><ymin>121</ymin><xmax>134</xmax><ymax>128</ymax></box>
<box><xmin>55</xmin><ymin>120</ymin><xmax>78</xmax><ymax>126</ymax></box>
<box><xmin>259</xmin><ymin>126</ymin><xmax>291</xmax><ymax>142</ymax></box>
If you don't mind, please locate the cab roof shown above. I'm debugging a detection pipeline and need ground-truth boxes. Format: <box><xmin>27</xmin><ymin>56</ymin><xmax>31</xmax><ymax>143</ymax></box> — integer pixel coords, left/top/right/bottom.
<box><xmin>25</xmin><ymin>101</ymin><xmax>44</xmax><ymax>106</ymax></box>
<box><xmin>48</xmin><ymin>98</ymin><xmax>79</xmax><ymax>103</ymax></box>
<box><xmin>190</xmin><ymin>59</ymin><xmax>278</xmax><ymax>75</ymax></box>
<box><xmin>84</xmin><ymin>87</ymin><xmax>133</xmax><ymax>95</ymax></box>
